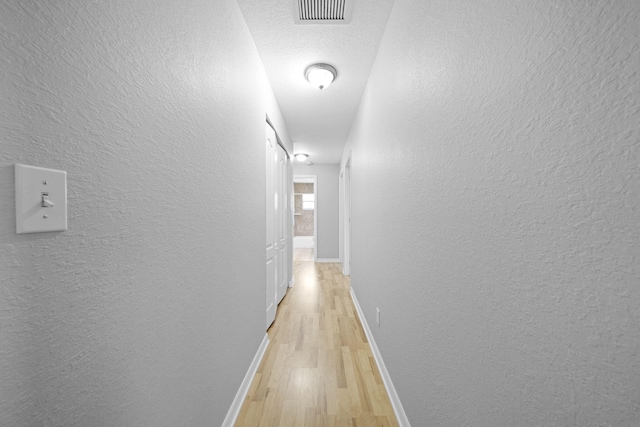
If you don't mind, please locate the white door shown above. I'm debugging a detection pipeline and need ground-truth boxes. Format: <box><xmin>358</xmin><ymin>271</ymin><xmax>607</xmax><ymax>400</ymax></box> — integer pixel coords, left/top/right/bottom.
<box><xmin>275</xmin><ymin>145</ymin><xmax>288</xmax><ymax>304</ymax></box>
<box><xmin>266</xmin><ymin>123</ymin><xmax>288</xmax><ymax>329</ymax></box>
<box><xmin>266</xmin><ymin>124</ymin><xmax>277</xmax><ymax>329</ymax></box>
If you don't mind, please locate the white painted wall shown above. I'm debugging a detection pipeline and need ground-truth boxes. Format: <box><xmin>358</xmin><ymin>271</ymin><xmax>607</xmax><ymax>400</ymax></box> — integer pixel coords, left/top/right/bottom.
<box><xmin>343</xmin><ymin>0</ymin><xmax>640</xmax><ymax>425</ymax></box>
<box><xmin>293</xmin><ymin>164</ymin><xmax>340</xmax><ymax>260</ymax></box>
<box><xmin>0</xmin><ymin>1</ymin><xmax>291</xmax><ymax>425</ymax></box>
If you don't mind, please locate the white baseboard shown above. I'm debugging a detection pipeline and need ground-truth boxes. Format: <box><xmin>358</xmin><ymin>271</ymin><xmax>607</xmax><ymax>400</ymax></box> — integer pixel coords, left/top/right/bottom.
<box><xmin>350</xmin><ymin>288</ymin><xmax>411</xmax><ymax>427</ymax></box>
<box><xmin>315</xmin><ymin>258</ymin><xmax>340</xmax><ymax>263</ymax></box>
<box><xmin>289</xmin><ymin>277</ymin><xmax>295</xmax><ymax>288</ymax></box>
<box><xmin>222</xmin><ymin>333</ymin><xmax>270</xmax><ymax>427</ymax></box>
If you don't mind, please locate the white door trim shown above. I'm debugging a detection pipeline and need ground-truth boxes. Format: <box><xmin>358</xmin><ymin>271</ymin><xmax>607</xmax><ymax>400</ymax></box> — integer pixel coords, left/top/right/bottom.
<box><xmin>276</xmin><ymin>143</ymin><xmax>288</xmax><ymax>305</ymax></box>
<box><xmin>293</xmin><ymin>175</ymin><xmax>317</xmax><ymax>258</ymax></box>
<box><xmin>265</xmin><ymin>124</ymin><xmax>277</xmax><ymax>329</ymax></box>
<box><xmin>341</xmin><ymin>156</ymin><xmax>351</xmax><ymax>276</ymax></box>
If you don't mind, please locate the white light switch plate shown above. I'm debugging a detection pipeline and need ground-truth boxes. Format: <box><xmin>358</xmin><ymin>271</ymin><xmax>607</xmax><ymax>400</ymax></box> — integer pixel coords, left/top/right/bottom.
<box><xmin>15</xmin><ymin>164</ymin><xmax>67</xmax><ymax>234</ymax></box>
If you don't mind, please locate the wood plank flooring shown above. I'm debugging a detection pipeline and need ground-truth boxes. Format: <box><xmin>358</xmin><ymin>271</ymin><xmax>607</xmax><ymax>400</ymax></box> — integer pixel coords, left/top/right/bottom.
<box><xmin>235</xmin><ymin>251</ymin><xmax>398</xmax><ymax>427</ymax></box>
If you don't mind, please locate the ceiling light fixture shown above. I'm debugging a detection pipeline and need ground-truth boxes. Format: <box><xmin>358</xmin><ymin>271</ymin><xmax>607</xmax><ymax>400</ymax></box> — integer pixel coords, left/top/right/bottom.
<box><xmin>305</xmin><ymin>63</ymin><xmax>337</xmax><ymax>90</ymax></box>
<box><xmin>294</xmin><ymin>153</ymin><xmax>309</xmax><ymax>162</ymax></box>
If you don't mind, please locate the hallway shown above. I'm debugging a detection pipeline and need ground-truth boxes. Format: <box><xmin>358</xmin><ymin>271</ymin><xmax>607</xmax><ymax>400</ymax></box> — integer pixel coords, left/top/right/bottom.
<box><xmin>3</xmin><ymin>1</ymin><xmax>639</xmax><ymax>425</ymax></box>
<box><xmin>235</xmin><ymin>251</ymin><xmax>398</xmax><ymax>426</ymax></box>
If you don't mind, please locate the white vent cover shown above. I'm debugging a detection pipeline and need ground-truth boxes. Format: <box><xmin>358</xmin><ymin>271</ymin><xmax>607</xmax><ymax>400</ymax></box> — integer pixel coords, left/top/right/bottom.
<box><xmin>294</xmin><ymin>0</ymin><xmax>353</xmax><ymax>24</ymax></box>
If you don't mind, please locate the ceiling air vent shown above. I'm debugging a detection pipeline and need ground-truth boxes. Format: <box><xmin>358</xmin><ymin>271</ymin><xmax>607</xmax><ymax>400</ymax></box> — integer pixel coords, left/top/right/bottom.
<box><xmin>294</xmin><ymin>0</ymin><xmax>353</xmax><ymax>25</ymax></box>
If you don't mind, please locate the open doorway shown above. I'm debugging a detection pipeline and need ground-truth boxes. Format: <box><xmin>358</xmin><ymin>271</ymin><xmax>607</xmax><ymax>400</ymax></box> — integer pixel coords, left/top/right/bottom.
<box><xmin>293</xmin><ymin>175</ymin><xmax>317</xmax><ymax>262</ymax></box>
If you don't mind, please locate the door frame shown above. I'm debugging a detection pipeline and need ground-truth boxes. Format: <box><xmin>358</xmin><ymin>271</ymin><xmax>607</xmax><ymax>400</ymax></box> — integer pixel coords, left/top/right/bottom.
<box><xmin>266</xmin><ymin>116</ymin><xmax>294</xmax><ymax>291</ymax></box>
<box><xmin>265</xmin><ymin>122</ymin><xmax>277</xmax><ymax>329</ymax></box>
<box><xmin>266</xmin><ymin>119</ymin><xmax>292</xmax><ymax>329</ymax></box>
<box><xmin>276</xmin><ymin>143</ymin><xmax>288</xmax><ymax>305</ymax></box>
<box><xmin>293</xmin><ymin>175</ymin><xmax>317</xmax><ymax>259</ymax></box>
<box><xmin>340</xmin><ymin>156</ymin><xmax>351</xmax><ymax>276</ymax></box>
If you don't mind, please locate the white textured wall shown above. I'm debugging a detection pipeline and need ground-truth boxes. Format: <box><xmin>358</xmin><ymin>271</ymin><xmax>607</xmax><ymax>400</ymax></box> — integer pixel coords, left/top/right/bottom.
<box><xmin>293</xmin><ymin>164</ymin><xmax>340</xmax><ymax>259</ymax></box>
<box><xmin>0</xmin><ymin>0</ymin><xmax>291</xmax><ymax>425</ymax></box>
<box><xmin>344</xmin><ymin>0</ymin><xmax>640</xmax><ymax>425</ymax></box>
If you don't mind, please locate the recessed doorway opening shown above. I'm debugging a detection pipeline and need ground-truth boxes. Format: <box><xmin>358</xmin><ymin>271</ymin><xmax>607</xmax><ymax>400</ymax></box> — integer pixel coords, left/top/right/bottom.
<box><xmin>293</xmin><ymin>175</ymin><xmax>317</xmax><ymax>261</ymax></box>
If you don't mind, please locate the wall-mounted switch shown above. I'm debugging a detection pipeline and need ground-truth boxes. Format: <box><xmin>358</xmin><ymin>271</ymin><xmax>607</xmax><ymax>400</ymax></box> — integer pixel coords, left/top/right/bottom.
<box><xmin>15</xmin><ymin>164</ymin><xmax>67</xmax><ymax>233</ymax></box>
<box><xmin>376</xmin><ymin>307</ymin><xmax>380</xmax><ymax>326</ymax></box>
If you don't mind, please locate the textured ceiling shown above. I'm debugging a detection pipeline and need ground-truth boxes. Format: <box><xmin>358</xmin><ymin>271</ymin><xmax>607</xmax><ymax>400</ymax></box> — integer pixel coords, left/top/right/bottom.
<box><xmin>236</xmin><ymin>0</ymin><xmax>395</xmax><ymax>164</ymax></box>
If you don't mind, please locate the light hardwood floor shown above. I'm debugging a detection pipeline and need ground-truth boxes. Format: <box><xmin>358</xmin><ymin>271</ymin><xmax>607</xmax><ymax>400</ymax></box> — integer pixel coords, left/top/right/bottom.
<box><xmin>293</xmin><ymin>247</ymin><xmax>315</xmax><ymax>262</ymax></box>
<box><xmin>235</xmin><ymin>250</ymin><xmax>398</xmax><ymax>427</ymax></box>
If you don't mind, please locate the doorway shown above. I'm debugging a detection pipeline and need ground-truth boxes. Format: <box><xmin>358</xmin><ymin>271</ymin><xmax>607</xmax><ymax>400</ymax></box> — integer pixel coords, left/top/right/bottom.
<box><xmin>293</xmin><ymin>175</ymin><xmax>317</xmax><ymax>262</ymax></box>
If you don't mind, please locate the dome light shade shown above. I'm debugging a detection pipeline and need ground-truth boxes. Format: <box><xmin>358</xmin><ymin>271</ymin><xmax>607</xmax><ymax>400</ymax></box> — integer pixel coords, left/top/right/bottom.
<box><xmin>305</xmin><ymin>64</ymin><xmax>337</xmax><ymax>90</ymax></box>
<box><xmin>294</xmin><ymin>153</ymin><xmax>309</xmax><ymax>162</ymax></box>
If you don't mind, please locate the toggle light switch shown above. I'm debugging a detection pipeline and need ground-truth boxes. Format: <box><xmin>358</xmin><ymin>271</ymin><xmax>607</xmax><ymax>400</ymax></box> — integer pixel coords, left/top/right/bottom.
<box><xmin>41</xmin><ymin>192</ymin><xmax>55</xmax><ymax>208</ymax></box>
<box><xmin>15</xmin><ymin>164</ymin><xmax>67</xmax><ymax>233</ymax></box>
